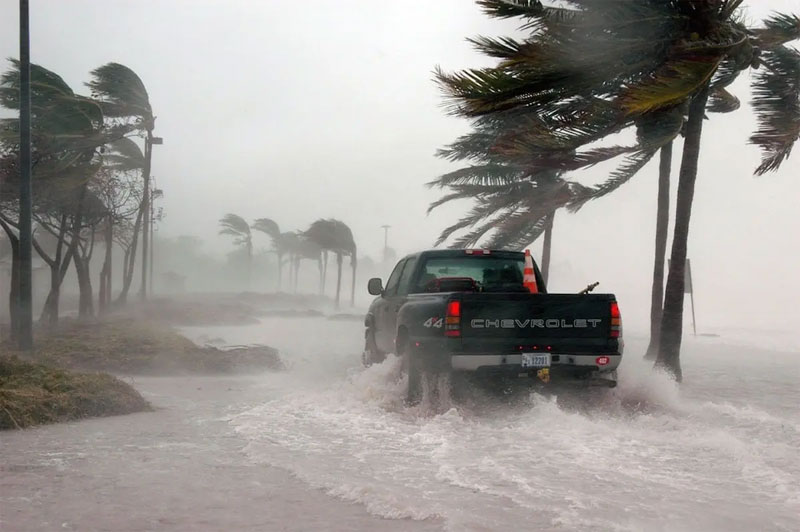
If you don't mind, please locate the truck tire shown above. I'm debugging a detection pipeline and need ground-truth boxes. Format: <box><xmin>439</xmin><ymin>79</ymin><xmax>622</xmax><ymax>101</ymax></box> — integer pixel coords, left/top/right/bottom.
<box><xmin>362</xmin><ymin>329</ymin><xmax>386</xmax><ymax>367</ymax></box>
<box><xmin>397</xmin><ymin>330</ymin><xmax>422</xmax><ymax>405</ymax></box>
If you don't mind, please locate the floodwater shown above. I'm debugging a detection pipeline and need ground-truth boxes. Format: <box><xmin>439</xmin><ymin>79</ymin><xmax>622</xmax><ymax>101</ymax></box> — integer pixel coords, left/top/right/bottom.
<box><xmin>2</xmin><ymin>317</ymin><xmax>799</xmax><ymax>531</ymax></box>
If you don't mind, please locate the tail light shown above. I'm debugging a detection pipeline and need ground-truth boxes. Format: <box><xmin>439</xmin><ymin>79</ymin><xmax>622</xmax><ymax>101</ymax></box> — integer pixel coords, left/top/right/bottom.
<box><xmin>610</xmin><ymin>301</ymin><xmax>622</xmax><ymax>338</ymax></box>
<box><xmin>445</xmin><ymin>300</ymin><xmax>461</xmax><ymax>337</ymax></box>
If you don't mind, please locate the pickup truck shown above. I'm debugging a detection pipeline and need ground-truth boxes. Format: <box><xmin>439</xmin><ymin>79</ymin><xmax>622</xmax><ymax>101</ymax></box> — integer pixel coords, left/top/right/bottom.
<box><xmin>364</xmin><ymin>249</ymin><xmax>623</xmax><ymax>402</ymax></box>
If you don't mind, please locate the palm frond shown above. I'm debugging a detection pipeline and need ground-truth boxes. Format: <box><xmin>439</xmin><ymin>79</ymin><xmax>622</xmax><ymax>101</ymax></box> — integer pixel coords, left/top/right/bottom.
<box><xmin>218</xmin><ymin>213</ymin><xmax>250</xmax><ymax>236</ymax></box>
<box><xmin>707</xmin><ymin>87</ymin><xmax>741</xmax><ymax>113</ymax></box>
<box><xmin>619</xmin><ymin>56</ymin><xmax>722</xmax><ymax>115</ymax></box>
<box><xmin>252</xmin><ymin>218</ymin><xmax>281</xmax><ymax>239</ymax></box>
<box><xmin>753</xmin><ymin>12</ymin><xmax>800</xmax><ymax>48</ymax></box>
<box><xmin>568</xmin><ymin>148</ymin><xmax>658</xmax><ymax>211</ymax></box>
<box><xmin>749</xmin><ymin>45</ymin><xmax>800</xmax><ymax>174</ymax></box>
<box><xmin>86</xmin><ymin>63</ymin><xmax>152</xmax><ymax>123</ymax></box>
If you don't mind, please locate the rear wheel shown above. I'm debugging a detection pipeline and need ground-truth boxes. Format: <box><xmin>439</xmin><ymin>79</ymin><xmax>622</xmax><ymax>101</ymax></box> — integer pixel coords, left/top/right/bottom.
<box><xmin>397</xmin><ymin>331</ymin><xmax>422</xmax><ymax>405</ymax></box>
<box><xmin>362</xmin><ymin>329</ymin><xmax>386</xmax><ymax>367</ymax></box>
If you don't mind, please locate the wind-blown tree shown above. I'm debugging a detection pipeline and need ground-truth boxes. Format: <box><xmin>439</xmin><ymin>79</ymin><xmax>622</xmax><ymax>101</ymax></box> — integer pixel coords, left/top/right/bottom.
<box><xmin>429</xmin><ymin>113</ymin><xmax>611</xmax><ymax>282</ymax></box>
<box><xmin>435</xmin><ymin>0</ymin><xmax>800</xmax><ymax>380</ymax></box>
<box><xmin>0</xmin><ymin>60</ymin><xmax>110</xmax><ymax>329</ymax></box>
<box><xmin>94</xmin><ymin>137</ymin><xmax>145</xmax><ymax>309</ymax></box>
<box><xmin>87</xmin><ymin>63</ymin><xmax>156</xmax><ymax>300</ymax></box>
<box><xmin>284</xmin><ymin>232</ymin><xmax>323</xmax><ymax>294</ymax></box>
<box><xmin>304</xmin><ymin>219</ymin><xmax>357</xmax><ymax>308</ymax></box>
<box><xmin>99</xmin><ymin>137</ymin><xmax>146</xmax><ymax>305</ymax></box>
<box><xmin>251</xmin><ymin>217</ymin><xmax>284</xmax><ymax>289</ymax></box>
<box><xmin>219</xmin><ymin>214</ymin><xmax>253</xmax><ymax>286</ymax></box>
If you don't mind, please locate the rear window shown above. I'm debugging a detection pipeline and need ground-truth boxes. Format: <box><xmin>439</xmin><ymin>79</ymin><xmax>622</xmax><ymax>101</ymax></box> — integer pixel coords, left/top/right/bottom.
<box><xmin>413</xmin><ymin>256</ymin><xmax>527</xmax><ymax>293</ymax></box>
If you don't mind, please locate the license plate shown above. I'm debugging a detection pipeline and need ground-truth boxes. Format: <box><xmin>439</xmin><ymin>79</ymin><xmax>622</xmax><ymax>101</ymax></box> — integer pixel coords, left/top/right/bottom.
<box><xmin>521</xmin><ymin>353</ymin><xmax>551</xmax><ymax>368</ymax></box>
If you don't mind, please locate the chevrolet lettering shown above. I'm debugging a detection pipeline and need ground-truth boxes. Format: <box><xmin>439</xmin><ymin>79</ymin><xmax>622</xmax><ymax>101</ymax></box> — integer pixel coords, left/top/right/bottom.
<box><xmin>470</xmin><ymin>318</ymin><xmax>602</xmax><ymax>329</ymax></box>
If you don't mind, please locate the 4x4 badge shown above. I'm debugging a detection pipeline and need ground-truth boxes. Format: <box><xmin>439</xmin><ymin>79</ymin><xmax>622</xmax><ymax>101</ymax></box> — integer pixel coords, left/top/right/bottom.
<box><xmin>423</xmin><ymin>317</ymin><xmax>443</xmax><ymax>328</ymax></box>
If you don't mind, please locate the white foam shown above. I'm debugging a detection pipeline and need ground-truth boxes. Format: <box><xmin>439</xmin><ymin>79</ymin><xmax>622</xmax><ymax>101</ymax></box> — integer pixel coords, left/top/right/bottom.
<box><xmin>225</xmin><ymin>318</ymin><xmax>800</xmax><ymax>531</ymax></box>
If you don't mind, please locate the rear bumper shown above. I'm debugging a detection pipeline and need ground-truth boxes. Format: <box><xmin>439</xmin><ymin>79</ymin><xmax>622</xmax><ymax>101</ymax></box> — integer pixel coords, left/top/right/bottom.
<box><xmin>450</xmin><ymin>353</ymin><xmax>621</xmax><ymax>373</ymax></box>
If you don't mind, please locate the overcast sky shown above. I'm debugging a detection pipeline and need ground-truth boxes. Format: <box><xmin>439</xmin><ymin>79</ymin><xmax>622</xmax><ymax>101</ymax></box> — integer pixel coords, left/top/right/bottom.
<box><xmin>1</xmin><ymin>1</ymin><xmax>798</xmax><ymax>332</ymax></box>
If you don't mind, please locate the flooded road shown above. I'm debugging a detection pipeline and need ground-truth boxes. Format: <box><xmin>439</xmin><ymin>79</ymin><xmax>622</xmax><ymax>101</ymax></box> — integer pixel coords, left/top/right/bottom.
<box><xmin>2</xmin><ymin>317</ymin><xmax>799</xmax><ymax>531</ymax></box>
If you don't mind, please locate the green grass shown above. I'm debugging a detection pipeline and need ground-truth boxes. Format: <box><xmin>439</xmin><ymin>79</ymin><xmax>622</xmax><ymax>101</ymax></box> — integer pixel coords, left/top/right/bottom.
<box><xmin>0</xmin><ymin>356</ymin><xmax>151</xmax><ymax>430</ymax></box>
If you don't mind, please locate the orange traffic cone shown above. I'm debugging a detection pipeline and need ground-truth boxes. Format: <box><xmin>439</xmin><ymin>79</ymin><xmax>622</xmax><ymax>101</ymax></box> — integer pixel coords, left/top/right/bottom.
<box><xmin>523</xmin><ymin>249</ymin><xmax>539</xmax><ymax>294</ymax></box>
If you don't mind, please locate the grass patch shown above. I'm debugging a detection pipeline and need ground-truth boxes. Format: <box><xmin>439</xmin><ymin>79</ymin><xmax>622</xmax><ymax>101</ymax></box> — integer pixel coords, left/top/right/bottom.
<box><xmin>3</xmin><ymin>318</ymin><xmax>283</xmax><ymax>375</ymax></box>
<box><xmin>0</xmin><ymin>356</ymin><xmax>151</xmax><ymax>430</ymax></box>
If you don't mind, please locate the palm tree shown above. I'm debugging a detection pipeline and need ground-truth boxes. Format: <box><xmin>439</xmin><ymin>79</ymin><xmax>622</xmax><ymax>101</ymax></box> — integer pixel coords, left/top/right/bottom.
<box><xmin>87</xmin><ymin>63</ymin><xmax>155</xmax><ymax>300</ymax></box>
<box><xmin>435</xmin><ymin>0</ymin><xmax>800</xmax><ymax>380</ymax></box>
<box><xmin>251</xmin><ymin>217</ymin><xmax>283</xmax><ymax>289</ymax></box>
<box><xmin>219</xmin><ymin>214</ymin><xmax>252</xmax><ymax>286</ymax></box>
<box><xmin>0</xmin><ymin>61</ymin><xmax>107</xmax><ymax>328</ymax></box>
<box><xmin>304</xmin><ymin>219</ymin><xmax>357</xmax><ymax>308</ymax></box>
<box><xmin>429</xmin><ymin>164</ymin><xmax>586</xmax><ymax>284</ymax></box>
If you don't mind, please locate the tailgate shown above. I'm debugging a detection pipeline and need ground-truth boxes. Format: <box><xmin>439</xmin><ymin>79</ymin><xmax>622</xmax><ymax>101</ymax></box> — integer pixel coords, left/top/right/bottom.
<box><xmin>457</xmin><ymin>293</ymin><xmax>618</xmax><ymax>353</ymax></box>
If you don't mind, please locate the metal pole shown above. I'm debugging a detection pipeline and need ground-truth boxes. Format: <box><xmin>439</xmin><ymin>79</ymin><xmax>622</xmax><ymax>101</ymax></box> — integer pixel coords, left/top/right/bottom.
<box><xmin>139</xmin><ymin>133</ymin><xmax>151</xmax><ymax>300</ymax></box>
<box><xmin>149</xmin><ymin>186</ymin><xmax>154</xmax><ymax>295</ymax></box>
<box><xmin>17</xmin><ymin>0</ymin><xmax>33</xmax><ymax>350</ymax></box>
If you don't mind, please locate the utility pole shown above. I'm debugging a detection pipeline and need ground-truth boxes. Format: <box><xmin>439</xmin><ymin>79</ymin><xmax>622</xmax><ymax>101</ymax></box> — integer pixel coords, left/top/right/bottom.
<box><xmin>149</xmin><ymin>187</ymin><xmax>162</xmax><ymax>295</ymax></box>
<box><xmin>149</xmin><ymin>182</ymin><xmax>154</xmax><ymax>295</ymax></box>
<box><xmin>17</xmin><ymin>0</ymin><xmax>33</xmax><ymax>350</ymax></box>
<box><xmin>139</xmin><ymin>134</ymin><xmax>162</xmax><ymax>300</ymax></box>
<box><xmin>381</xmin><ymin>225</ymin><xmax>390</xmax><ymax>261</ymax></box>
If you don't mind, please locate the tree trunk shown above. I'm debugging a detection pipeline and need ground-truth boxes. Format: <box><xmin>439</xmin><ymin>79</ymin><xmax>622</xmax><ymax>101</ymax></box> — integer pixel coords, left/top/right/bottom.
<box><xmin>541</xmin><ymin>211</ymin><xmax>555</xmax><ymax>285</ymax></box>
<box><xmin>335</xmin><ymin>252</ymin><xmax>343</xmax><ymax>309</ymax></box>
<box><xmin>104</xmin><ymin>215</ymin><xmax>113</xmax><ymax>309</ymax></box>
<box><xmin>318</xmin><ymin>257</ymin><xmax>323</xmax><ymax>295</ymax></box>
<box><xmin>657</xmin><ymin>86</ymin><xmax>710</xmax><ymax>381</ymax></box>
<box><xmin>6</xmin><ymin>233</ymin><xmax>20</xmax><ymax>342</ymax></box>
<box><xmin>321</xmin><ymin>251</ymin><xmax>329</xmax><ymax>295</ymax></box>
<box><xmin>35</xmin><ymin>214</ymin><xmax>69</xmax><ymax>328</ymax></box>
<box><xmin>0</xmin><ymin>219</ymin><xmax>20</xmax><ymax>340</ymax></box>
<box><xmin>245</xmin><ymin>238</ymin><xmax>252</xmax><ymax>291</ymax></box>
<box><xmin>74</xmin><ymin>253</ymin><xmax>94</xmax><ymax>319</ymax></box>
<box><xmin>98</xmin><ymin>261</ymin><xmax>107</xmax><ymax>315</ymax></box>
<box><xmin>117</xmin><ymin>207</ymin><xmax>144</xmax><ymax>304</ymax></box>
<box><xmin>39</xmin><ymin>242</ymin><xmax>74</xmax><ymax>327</ymax></box>
<box><xmin>277</xmin><ymin>251</ymin><xmax>283</xmax><ymax>292</ymax></box>
<box><xmin>294</xmin><ymin>257</ymin><xmax>301</xmax><ymax>294</ymax></box>
<box><xmin>350</xmin><ymin>257</ymin><xmax>357</xmax><ymax>307</ymax></box>
<box><xmin>645</xmin><ymin>142</ymin><xmax>673</xmax><ymax>360</ymax></box>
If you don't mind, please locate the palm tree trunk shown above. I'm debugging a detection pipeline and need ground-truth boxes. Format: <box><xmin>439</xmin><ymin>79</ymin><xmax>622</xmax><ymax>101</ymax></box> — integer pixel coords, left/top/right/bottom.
<box><xmin>335</xmin><ymin>252</ymin><xmax>343</xmax><ymax>309</ymax></box>
<box><xmin>350</xmin><ymin>256</ymin><xmax>357</xmax><ymax>307</ymax></box>
<box><xmin>657</xmin><ymin>86</ymin><xmax>711</xmax><ymax>381</ymax></box>
<box><xmin>645</xmin><ymin>141</ymin><xmax>673</xmax><ymax>360</ymax></box>
<box><xmin>245</xmin><ymin>238</ymin><xmax>252</xmax><ymax>291</ymax></box>
<box><xmin>118</xmin><ymin>207</ymin><xmax>144</xmax><ymax>304</ymax></box>
<box><xmin>541</xmin><ymin>210</ymin><xmax>555</xmax><ymax>285</ymax></box>
<box><xmin>318</xmin><ymin>257</ymin><xmax>323</xmax><ymax>294</ymax></box>
<box><xmin>321</xmin><ymin>251</ymin><xmax>329</xmax><ymax>295</ymax></box>
<box><xmin>277</xmin><ymin>252</ymin><xmax>283</xmax><ymax>292</ymax></box>
<box><xmin>294</xmin><ymin>257</ymin><xmax>300</xmax><ymax>294</ymax></box>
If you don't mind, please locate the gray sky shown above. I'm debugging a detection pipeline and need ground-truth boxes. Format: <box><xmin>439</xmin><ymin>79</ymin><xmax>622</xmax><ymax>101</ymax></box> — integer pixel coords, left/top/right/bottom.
<box><xmin>1</xmin><ymin>1</ymin><xmax>798</xmax><ymax>331</ymax></box>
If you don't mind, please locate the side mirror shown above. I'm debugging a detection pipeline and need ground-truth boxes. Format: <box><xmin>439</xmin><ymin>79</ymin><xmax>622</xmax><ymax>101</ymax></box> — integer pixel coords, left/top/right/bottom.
<box><xmin>368</xmin><ymin>278</ymin><xmax>384</xmax><ymax>296</ymax></box>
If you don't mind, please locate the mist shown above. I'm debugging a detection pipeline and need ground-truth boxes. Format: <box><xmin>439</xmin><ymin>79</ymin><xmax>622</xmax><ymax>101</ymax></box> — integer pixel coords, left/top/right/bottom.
<box><xmin>1</xmin><ymin>2</ymin><xmax>799</xmax><ymax>531</ymax></box>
